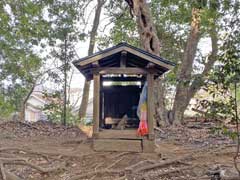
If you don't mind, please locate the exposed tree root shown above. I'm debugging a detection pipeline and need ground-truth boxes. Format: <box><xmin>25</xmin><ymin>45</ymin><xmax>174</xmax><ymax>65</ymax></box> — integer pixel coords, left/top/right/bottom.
<box><xmin>70</xmin><ymin>156</ymin><xmax>128</xmax><ymax>180</ymax></box>
<box><xmin>112</xmin><ymin>152</ymin><xmax>134</xmax><ymax>159</ymax></box>
<box><xmin>0</xmin><ymin>147</ymin><xmax>50</xmax><ymax>162</ymax></box>
<box><xmin>142</xmin><ymin>165</ymin><xmax>197</xmax><ymax>179</ymax></box>
<box><xmin>134</xmin><ymin>155</ymin><xmax>193</xmax><ymax>173</ymax></box>
<box><xmin>3</xmin><ymin>160</ymin><xmax>66</xmax><ymax>174</ymax></box>
<box><xmin>0</xmin><ymin>146</ymin><xmax>97</xmax><ymax>160</ymax></box>
<box><xmin>107</xmin><ymin>156</ymin><xmax>125</xmax><ymax>169</ymax></box>
<box><xmin>4</xmin><ymin>169</ymin><xmax>24</xmax><ymax>180</ymax></box>
<box><xmin>0</xmin><ymin>162</ymin><xmax>6</xmax><ymax>180</ymax></box>
<box><xmin>115</xmin><ymin>174</ymin><xmax>127</xmax><ymax>180</ymax></box>
<box><xmin>125</xmin><ymin>159</ymin><xmax>156</xmax><ymax>172</ymax></box>
<box><xmin>0</xmin><ymin>156</ymin><xmax>66</xmax><ymax>180</ymax></box>
<box><xmin>0</xmin><ymin>161</ymin><xmax>24</xmax><ymax>180</ymax></box>
<box><xmin>154</xmin><ymin>127</ymin><xmax>165</xmax><ymax>133</ymax></box>
<box><xmin>89</xmin><ymin>174</ymin><xmax>97</xmax><ymax>180</ymax></box>
<box><xmin>0</xmin><ymin>158</ymin><xmax>27</xmax><ymax>162</ymax></box>
<box><xmin>69</xmin><ymin>169</ymin><xmax>123</xmax><ymax>180</ymax></box>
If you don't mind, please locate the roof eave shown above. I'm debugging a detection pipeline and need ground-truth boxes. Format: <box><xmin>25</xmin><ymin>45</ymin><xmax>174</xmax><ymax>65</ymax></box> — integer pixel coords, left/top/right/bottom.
<box><xmin>73</xmin><ymin>44</ymin><xmax>175</xmax><ymax>70</ymax></box>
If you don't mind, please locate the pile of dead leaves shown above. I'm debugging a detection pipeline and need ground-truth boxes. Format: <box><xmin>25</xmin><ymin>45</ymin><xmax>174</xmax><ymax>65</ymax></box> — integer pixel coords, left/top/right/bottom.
<box><xmin>0</xmin><ymin>120</ymin><xmax>86</xmax><ymax>138</ymax></box>
<box><xmin>155</xmin><ymin>120</ymin><xmax>235</xmax><ymax>148</ymax></box>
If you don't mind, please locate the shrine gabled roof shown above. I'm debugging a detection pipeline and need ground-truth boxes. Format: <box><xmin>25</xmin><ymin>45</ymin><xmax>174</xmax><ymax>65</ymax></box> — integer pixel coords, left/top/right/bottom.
<box><xmin>73</xmin><ymin>42</ymin><xmax>175</xmax><ymax>80</ymax></box>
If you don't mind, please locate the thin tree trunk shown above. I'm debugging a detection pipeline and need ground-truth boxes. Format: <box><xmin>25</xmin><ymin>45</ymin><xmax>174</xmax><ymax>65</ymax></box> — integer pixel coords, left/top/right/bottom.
<box><xmin>233</xmin><ymin>82</ymin><xmax>240</xmax><ymax>176</ymax></box>
<box><xmin>19</xmin><ymin>68</ymin><xmax>57</xmax><ymax>122</ymax></box>
<box><xmin>63</xmin><ymin>37</ymin><xmax>67</xmax><ymax>126</ymax></box>
<box><xmin>78</xmin><ymin>0</ymin><xmax>105</xmax><ymax>120</ymax></box>
<box><xmin>19</xmin><ymin>83</ymin><xmax>36</xmax><ymax>121</ymax></box>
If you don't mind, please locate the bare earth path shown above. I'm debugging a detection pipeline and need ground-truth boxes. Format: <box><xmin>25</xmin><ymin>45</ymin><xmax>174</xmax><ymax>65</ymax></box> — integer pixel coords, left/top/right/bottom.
<box><xmin>0</xmin><ymin>120</ymin><xmax>239</xmax><ymax>180</ymax></box>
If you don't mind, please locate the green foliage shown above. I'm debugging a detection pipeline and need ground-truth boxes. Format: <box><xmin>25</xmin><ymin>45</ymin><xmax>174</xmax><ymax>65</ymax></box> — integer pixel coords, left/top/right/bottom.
<box><xmin>199</xmin><ymin>7</ymin><xmax>239</xmax><ymax>137</ymax></box>
<box><xmin>43</xmin><ymin>91</ymin><xmax>62</xmax><ymax>123</ymax></box>
<box><xmin>98</xmin><ymin>1</ymin><xmax>139</xmax><ymax>48</ymax></box>
<box><xmin>0</xmin><ymin>93</ymin><xmax>15</xmax><ymax>118</ymax></box>
<box><xmin>211</xmin><ymin>125</ymin><xmax>238</xmax><ymax>140</ymax></box>
<box><xmin>46</xmin><ymin>0</ymin><xmax>80</xmax><ymax>125</ymax></box>
<box><xmin>0</xmin><ymin>0</ymin><xmax>83</xmax><ymax>122</ymax></box>
<box><xmin>43</xmin><ymin>91</ymin><xmax>79</xmax><ymax>125</ymax></box>
<box><xmin>0</xmin><ymin>0</ymin><xmax>50</xmax><ymax>116</ymax></box>
<box><xmin>102</xmin><ymin>0</ymin><xmax>237</xmax><ymax>83</ymax></box>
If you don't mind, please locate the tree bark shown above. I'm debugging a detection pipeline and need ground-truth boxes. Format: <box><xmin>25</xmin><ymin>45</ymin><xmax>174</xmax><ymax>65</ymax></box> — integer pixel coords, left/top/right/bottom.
<box><xmin>63</xmin><ymin>37</ymin><xmax>67</xmax><ymax>126</ymax></box>
<box><xmin>126</xmin><ymin>0</ymin><xmax>169</xmax><ymax>125</ymax></box>
<box><xmin>130</xmin><ymin>0</ymin><xmax>160</xmax><ymax>55</ymax></box>
<box><xmin>78</xmin><ymin>0</ymin><xmax>105</xmax><ymax>120</ymax></box>
<box><xmin>171</xmin><ymin>8</ymin><xmax>201</xmax><ymax>125</ymax></box>
<box><xmin>172</xmin><ymin>22</ymin><xmax>218</xmax><ymax>126</ymax></box>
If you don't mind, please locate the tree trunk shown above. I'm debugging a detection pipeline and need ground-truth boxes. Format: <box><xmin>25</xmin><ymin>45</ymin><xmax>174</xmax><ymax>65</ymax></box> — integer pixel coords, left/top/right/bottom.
<box><xmin>63</xmin><ymin>37</ymin><xmax>67</xmax><ymax>126</ymax></box>
<box><xmin>126</xmin><ymin>0</ymin><xmax>169</xmax><ymax>125</ymax></box>
<box><xmin>155</xmin><ymin>78</ymin><xmax>169</xmax><ymax>126</ymax></box>
<box><xmin>19</xmin><ymin>83</ymin><xmax>36</xmax><ymax>121</ymax></box>
<box><xmin>171</xmin><ymin>8</ymin><xmax>201</xmax><ymax>125</ymax></box>
<box><xmin>173</xmin><ymin>26</ymin><xmax>218</xmax><ymax>125</ymax></box>
<box><xmin>131</xmin><ymin>0</ymin><xmax>160</xmax><ymax>55</ymax></box>
<box><xmin>78</xmin><ymin>0</ymin><xmax>105</xmax><ymax>120</ymax></box>
<box><xmin>171</xmin><ymin>16</ymin><xmax>218</xmax><ymax>126</ymax></box>
<box><xmin>79</xmin><ymin>80</ymin><xmax>91</xmax><ymax>119</ymax></box>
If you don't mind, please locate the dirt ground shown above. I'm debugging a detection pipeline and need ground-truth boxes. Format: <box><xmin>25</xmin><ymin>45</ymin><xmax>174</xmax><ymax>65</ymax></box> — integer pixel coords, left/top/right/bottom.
<box><xmin>0</xmin><ymin>120</ymin><xmax>239</xmax><ymax>180</ymax></box>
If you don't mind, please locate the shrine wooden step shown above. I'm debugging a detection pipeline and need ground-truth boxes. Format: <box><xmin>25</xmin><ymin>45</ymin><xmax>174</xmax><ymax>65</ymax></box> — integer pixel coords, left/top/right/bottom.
<box><xmin>93</xmin><ymin>139</ymin><xmax>142</xmax><ymax>152</ymax></box>
<box><xmin>98</xmin><ymin>129</ymin><xmax>143</xmax><ymax>140</ymax></box>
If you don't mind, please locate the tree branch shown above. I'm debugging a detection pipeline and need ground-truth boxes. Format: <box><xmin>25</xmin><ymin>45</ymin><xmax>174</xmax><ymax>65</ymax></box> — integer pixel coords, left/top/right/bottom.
<box><xmin>187</xmin><ymin>26</ymin><xmax>218</xmax><ymax>100</ymax></box>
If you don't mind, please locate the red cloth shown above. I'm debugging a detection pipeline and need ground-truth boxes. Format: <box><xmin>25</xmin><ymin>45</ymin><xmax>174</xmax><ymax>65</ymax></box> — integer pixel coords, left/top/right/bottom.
<box><xmin>137</xmin><ymin>109</ymin><xmax>148</xmax><ymax>136</ymax></box>
<box><xmin>137</xmin><ymin>120</ymin><xmax>148</xmax><ymax>136</ymax></box>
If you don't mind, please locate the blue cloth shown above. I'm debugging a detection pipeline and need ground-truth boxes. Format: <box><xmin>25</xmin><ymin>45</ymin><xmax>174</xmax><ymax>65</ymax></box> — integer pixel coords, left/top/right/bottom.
<box><xmin>137</xmin><ymin>82</ymin><xmax>147</xmax><ymax>119</ymax></box>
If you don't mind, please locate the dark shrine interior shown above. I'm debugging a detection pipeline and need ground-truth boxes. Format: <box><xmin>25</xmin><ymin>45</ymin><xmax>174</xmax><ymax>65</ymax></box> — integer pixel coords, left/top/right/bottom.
<box><xmin>99</xmin><ymin>74</ymin><xmax>146</xmax><ymax>130</ymax></box>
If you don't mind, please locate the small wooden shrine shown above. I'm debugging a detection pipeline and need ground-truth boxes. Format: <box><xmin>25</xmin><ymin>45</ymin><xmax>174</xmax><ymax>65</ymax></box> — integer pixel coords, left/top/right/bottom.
<box><xmin>73</xmin><ymin>43</ymin><xmax>174</xmax><ymax>152</ymax></box>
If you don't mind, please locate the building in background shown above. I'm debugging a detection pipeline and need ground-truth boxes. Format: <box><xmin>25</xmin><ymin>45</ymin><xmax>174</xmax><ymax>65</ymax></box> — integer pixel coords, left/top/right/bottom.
<box><xmin>25</xmin><ymin>86</ymin><xmax>93</xmax><ymax>122</ymax></box>
<box><xmin>25</xmin><ymin>92</ymin><xmax>47</xmax><ymax>122</ymax></box>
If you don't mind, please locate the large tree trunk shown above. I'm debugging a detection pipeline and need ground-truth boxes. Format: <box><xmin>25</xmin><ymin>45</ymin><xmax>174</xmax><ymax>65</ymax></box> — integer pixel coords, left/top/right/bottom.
<box><xmin>172</xmin><ymin>26</ymin><xmax>218</xmax><ymax>125</ymax></box>
<box><xmin>171</xmin><ymin>8</ymin><xmax>201</xmax><ymax>125</ymax></box>
<box><xmin>126</xmin><ymin>0</ymin><xmax>169</xmax><ymax>125</ymax></box>
<box><xmin>131</xmin><ymin>0</ymin><xmax>160</xmax><ymax>55</ymax></box>
<box><xmin>78</xmin><ymin>0</ymin><xmax>105</xmax><ymax>120</ymax></box>
<box><xmin>172</xmin><ymin>16</ymin><xmax>218</xmax><ymax>125</ymax></box>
